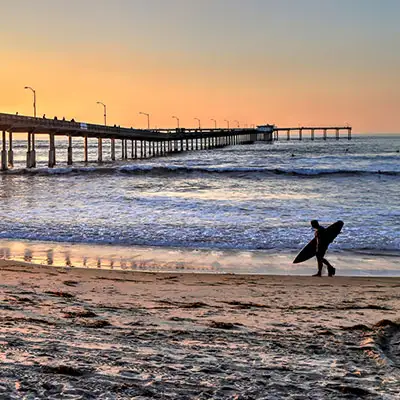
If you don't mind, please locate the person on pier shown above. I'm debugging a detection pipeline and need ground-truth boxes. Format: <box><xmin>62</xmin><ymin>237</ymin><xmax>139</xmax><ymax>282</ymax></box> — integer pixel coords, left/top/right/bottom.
<box><xmin>311</xmin><ymin>220</ymin><xmax>336</xmax><ymax>277</ymax></box>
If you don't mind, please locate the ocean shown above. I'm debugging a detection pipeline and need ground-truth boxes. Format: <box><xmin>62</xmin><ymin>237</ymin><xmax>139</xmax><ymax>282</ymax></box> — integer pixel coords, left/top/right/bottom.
<box><xmin>0</xmin><ymin>134</ymin><xmax>399</xmax><ymax>275</ymax></box>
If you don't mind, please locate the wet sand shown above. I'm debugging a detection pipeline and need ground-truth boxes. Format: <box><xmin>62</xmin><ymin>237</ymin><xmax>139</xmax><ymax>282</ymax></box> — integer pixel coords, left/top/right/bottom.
<box><xmin>0</xmin><ymin>260</ymin><xmax>399</xmax><ymax>399</ymax></box>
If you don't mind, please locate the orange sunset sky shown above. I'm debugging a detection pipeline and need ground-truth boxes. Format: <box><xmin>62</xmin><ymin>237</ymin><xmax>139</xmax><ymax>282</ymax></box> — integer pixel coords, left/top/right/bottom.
<box><xmin>1</xmin><ymin>0</ymin><xmax>399</xmax><ymax>133</ymax></box>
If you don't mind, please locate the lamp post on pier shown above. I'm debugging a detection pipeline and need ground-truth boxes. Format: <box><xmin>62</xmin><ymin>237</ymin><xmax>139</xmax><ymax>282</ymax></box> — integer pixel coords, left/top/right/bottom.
<box><xmin>194</xmin><ymin>118</ymin><xmax>201</xmax><ymax>129</ymax></box>
<box><xmin>172</xmin><ymin>116</ymin><xmax>180</xmax><ymax>129</ymax></box>
<box><xmin>96</xmin><ymin>101</ymin><xmax>107</xmax><ymax>126</ymax></box>
<box><xmin>211</xmin><ymin>119</ymin><xmax>217</xmax><ymax>129</ymax></box>
<box><xmin>96</xmin><ymin>101</ymin><xmax>107</xmax><ymax>163</ymax></box>
<box><xmin>24</xmin><ymin>86</ymin><xmax>36</xmax><ymax>118</ymax></box>
<box><xmin>224</xmin><ymin>119</ymin><xmax>230</xmax><ymax>129</ymax></box>
<box><xmin>139</xmin><ymin>112</ymin><xmax>150</xmax><ymax>129</ymax></box>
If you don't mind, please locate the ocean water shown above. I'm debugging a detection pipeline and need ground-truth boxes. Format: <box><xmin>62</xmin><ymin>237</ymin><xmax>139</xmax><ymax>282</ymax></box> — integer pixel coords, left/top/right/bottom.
<box><xmin>0</xmin><ymin>134</ymin><xmax>399</xmax><ymax>275</ymax></box>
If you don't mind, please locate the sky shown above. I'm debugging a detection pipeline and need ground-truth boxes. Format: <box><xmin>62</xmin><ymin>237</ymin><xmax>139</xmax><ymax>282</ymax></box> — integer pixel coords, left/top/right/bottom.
<box><xmin>1</xmin><ymin>0</ymin><xmax>399</xmax><ymax>133</ymax></box>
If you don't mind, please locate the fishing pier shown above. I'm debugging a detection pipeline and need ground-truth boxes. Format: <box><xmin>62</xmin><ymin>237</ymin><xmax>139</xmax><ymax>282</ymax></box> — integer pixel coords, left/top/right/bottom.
<box><xmin>0</xmin><ymin>113</ymin><xmax>351</xmax><ymax>171</ymax></box>
<box><xmin>272</xmin><ymin>126</ymin><xmax>352</xmax><ymax>141</ymax></box>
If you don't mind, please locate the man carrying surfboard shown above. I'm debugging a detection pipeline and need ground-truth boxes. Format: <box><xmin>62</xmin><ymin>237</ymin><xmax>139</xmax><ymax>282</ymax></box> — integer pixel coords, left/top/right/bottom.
<box><xmin>311</xmin><ymin>220</ymin><xmax>336</xmax><ymax>277</ymax></box>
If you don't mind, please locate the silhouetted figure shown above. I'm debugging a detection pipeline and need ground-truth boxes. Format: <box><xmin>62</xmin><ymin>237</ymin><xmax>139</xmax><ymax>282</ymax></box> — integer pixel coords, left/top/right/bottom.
<box><xmin>43</xmin><ymin>114</ymin><xmax>46</xmax><ymax>119</ymax></box>
<box><xmin>71</xmin><ymin>118</ymin><xmax>75</xmax><ymax>122</ymax></box>
<box><xmin>62</xmin><ymin>117</ymin><xmax>66</xmax><ymax>121</ymax></box>
<box><xmin>16</xmin><ymin>112</ymin><xmax>18</xmax><ymax>115</ymax></box>
<box><xmin>54</xmin><ymin>116</ymin><xmax>58</xmax><ymax>120</ymax></box>
<box><xmin>311</xmin><ymin>220</ymin><xmax>335</xmax><ymax>277</ymax></box>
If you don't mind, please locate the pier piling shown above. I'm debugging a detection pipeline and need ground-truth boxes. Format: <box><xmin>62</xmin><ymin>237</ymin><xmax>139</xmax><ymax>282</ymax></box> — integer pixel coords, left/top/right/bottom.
<box><xmin>111</xmin><ymin>138</ymin><xmax>116</xmax><ymax>161</ymax></box>
<box><xmin>8</xmin><ymin>132</ymin><xmax>13</xmax><ymax>168</ymax></box>
<box><xmin>1</xmin><ymin>131</ymin><xmax>7</xmax><ymax>171</ymax></box>
<box><xmin>67</xmin><ymin>135</ymin><xmax>73</xmax><ymax>165</ymax></box>
<box><xmin>48</xmin><ymin>134</ymin><xmax>56</xmax><ymax>168</ymax></box>
<box><xmin>98</xmin><ymin>138</ymin><xmax>103</xmax><ymax>163</ymax></box>
<box><xmin>84</xmin><ymin>136</ymin><xmax>88</xmax><ymax>163</ymax></box>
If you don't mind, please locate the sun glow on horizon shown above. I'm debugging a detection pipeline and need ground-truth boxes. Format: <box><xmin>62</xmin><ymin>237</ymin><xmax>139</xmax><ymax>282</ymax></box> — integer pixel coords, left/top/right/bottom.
<box><xmin>1</xmin><ymin>0</ymin><xmax>399</xmax><ymax>133</ymax></box>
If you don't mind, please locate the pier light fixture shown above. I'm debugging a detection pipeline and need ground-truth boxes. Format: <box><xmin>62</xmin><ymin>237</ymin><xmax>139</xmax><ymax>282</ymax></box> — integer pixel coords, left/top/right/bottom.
<box><xmin>194</xmin><ymin>118</ymin><xmax>201</xmax><ymax>130</ymax></box>
<box><xmin>96</xmin><ymin>101</ymin><xmax>107</xmax><ymax>126</ymax></box>
<box><xmin>224</xmin><ymin>119</ymin><xmax>230</xmax><ymax>129</ymax></box>
<box><xmin>234</xmin><ymin>120</ymin><xmax>240</xmax><ymax>128</ymax></box>
<box><xmin>211</xmin><ymin>118</ymin><xmax>217</xmax><ymax>129</ymax></box>
<box><xmin>172</xmin><ymin>116</ymin><xmax>180</xmax><ymax>129</ymax></box>
<box><xmin>139</xmin><ymin>112</ymin><xmax>150</xmax><ymax>129</ymax></box>
<box><xmin>24</xmin><ymin>86</ymin><xmax>36</xmax><ymax>118</ymax></box>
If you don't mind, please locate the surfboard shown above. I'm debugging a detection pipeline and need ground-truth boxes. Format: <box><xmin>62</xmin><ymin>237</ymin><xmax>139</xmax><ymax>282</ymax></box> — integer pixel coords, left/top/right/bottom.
<box><xmin>293</xmin><ymin>221</ymin><xmax>344</xmax><ymax>264</ymax></box>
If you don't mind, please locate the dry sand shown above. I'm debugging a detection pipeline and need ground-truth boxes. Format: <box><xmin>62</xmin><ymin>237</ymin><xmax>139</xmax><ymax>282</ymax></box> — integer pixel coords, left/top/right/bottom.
<box><xmin>0</xmin><ymin>260</ymin><xmax>399</xmax><ymax>399</ymax></box>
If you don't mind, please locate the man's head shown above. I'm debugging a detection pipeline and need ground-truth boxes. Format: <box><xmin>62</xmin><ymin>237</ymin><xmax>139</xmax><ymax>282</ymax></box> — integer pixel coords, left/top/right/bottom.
<box><xmin>311</xmin><ymin>220</ymin><xmax>320</xmax><ymax>229</ymax></box>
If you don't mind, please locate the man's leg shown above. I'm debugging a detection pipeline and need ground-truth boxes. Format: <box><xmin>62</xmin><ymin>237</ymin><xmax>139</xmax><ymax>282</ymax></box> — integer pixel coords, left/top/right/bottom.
<box><xmin>313</xmin><ymin>255</ymin><xmax>323</xmax><ymax>276</ymax></box>
<box><xmin>322</xmin><ymin>258</ymin><xmax>336</xmax><ymax>276</ymax></box>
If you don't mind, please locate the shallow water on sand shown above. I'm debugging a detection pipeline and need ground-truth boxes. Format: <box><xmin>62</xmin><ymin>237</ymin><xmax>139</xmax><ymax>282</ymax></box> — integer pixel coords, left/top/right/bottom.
<box><xmin>1</xmin><ymin>239</ymin><xmax>399</xmax><ymax>276</ymax></box>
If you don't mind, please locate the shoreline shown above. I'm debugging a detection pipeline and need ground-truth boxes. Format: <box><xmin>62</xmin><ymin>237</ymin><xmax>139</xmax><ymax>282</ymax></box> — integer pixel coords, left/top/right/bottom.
<box><xmin>0</xmin><ymin>259</ymin><xmax>399</xmax><ymax>398</ymax></box>
<box><xmin>1</xmin><ymin>238</ymin><xmax>399</xmax><ymax>277</ymax></box>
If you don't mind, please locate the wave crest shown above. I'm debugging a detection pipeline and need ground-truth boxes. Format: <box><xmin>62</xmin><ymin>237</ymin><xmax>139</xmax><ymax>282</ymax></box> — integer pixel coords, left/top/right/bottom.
<box><xmin>2</xmin><ymin>165</ymin><xmax>399</xmax><ymax>177</ymax></box>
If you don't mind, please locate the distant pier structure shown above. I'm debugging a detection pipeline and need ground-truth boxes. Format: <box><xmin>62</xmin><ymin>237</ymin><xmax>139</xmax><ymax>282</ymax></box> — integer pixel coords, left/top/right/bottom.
<box><xmin>0</xmin><ymin>113</ymin><xmax>351</xmax><ymax>171</ymax></box>
<box><xmin>272</xmin><ymin>126</ymin><xmax>352</xmax><ymax>141</ymax></box>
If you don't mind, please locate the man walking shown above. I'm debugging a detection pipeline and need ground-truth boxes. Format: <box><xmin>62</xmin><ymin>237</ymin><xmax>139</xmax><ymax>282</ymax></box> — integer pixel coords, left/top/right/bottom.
<box><xmin>311</xmin><ymin>220</ymin><xmax>336</xmax><ymax>277</ymax></box>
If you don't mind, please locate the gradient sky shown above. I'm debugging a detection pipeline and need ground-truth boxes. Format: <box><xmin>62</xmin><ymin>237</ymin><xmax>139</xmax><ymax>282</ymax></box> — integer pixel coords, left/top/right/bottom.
<box><xmin>1</xmin><ymin>0</ymin><xmax>399</xmax><ymax>132</ymax></box>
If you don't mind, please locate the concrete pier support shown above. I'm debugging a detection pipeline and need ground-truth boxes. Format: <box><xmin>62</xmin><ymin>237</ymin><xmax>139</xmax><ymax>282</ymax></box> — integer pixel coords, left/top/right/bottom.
<box><xmin>336</xmin><ymin>129</ymin><xmax>340</xmax><ymax>140</ymax></box>
<box><xmin>323</xmin><ymin>129</ymin><xmax>327</xmax><ymax>140</ymax></box>
<box><xmin>125</xmin><ymin>140</ymin><xmax>128</xmax><ymax>159</ymax></box>
<box><xmin>144</xmin><ymin>141</ymin><xmax>147</xmax><ymax>158</ymax></box>
<box><xmin>98</xmin><ymin>138</ymin><xmax>103</xmax><ymax>162</ymax></box>
<box><xmin>48</xmin><ymin>134</ymin><xmax>56</xmax><ymax>168</ymax></box>
<box><xmin>31</xmin><ymin>134</ymin><xmax>36</xmax><ymax>167</ymax></box>
<box><xmin>84</xmin><ymin>136</ymin><xmax>88</xmax><ymax>163</ymax></box>
<box><xmin>140</xmin><ymin>140</ymin><xmax>143</xmax><ymax>158</ymax></box>
<box><xmin>134</xmin><ymin>141</ymin><xmax>138</xmax><ymax>159</ymax></box>
<box><xmin>348</xmin><ymin>128</ymin><xmax>352</xmax><ymax>140</ymax></box>
<box><xmin>287</xmin><ymin>130</ymin><xmax>290</xmax><ymax>140</ymax></box>
<box><xmin>299</xmin><ymin>129</ymin><xmax>303</xmax><ymax>141</ymax></box>
<box><xmin>1</xmin><ymin>131</ymin><xmax>7</xmax><ymax>171</ymax></box>
<box><xmin>26</xmin><ymin>133</ymin><xmax>36</xmax><ymax>168</ymax></box>
<box><xmin>26</xmin><ymin>133</ymin><xmax>31</xmax><ymax>168</ymax></box>
<box><xmin>8</xmin><ymin>132</ymin><xmax>13</xmax><ymax>168</ymax></box>
<box><xmin>111</xmin><ymin>138</ymin><xmax>116</xmax><ymax>161</ymax></box>
<box><xmin>311</xmin><ymin>129</ymin><xmax>315</xmax><ymax>141</ymax></box>
<box><xmin>131</xmin><ymin>140</ymin><xmax>134</xmax><ymax>158</ymax></box>
<box><xmin>67</xmin><ymin>135</ymin><xmax>73</xmax><ymax>165</ymax></box>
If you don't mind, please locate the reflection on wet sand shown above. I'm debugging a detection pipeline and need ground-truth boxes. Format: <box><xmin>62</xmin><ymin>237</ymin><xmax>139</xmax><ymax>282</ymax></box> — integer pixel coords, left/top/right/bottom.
<box><xmin>0</xmin><ymin>239</ymin><xmax>399</xmax><ymax>276</ymax></box>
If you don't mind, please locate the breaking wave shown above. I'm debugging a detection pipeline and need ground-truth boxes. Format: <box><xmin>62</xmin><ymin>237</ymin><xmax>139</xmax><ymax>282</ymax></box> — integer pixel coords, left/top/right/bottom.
<box><xmin>2</xmin><ymin>165</ymin><xmax>399</xmax><ymax>177</ymax></box>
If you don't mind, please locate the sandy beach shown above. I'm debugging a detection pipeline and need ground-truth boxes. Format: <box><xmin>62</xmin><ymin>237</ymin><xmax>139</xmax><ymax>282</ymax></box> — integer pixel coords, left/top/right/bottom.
<box><xmin>0</xmin><ymin>260</ymin><xmax>398</xmax><ymax>399</ymax></box>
